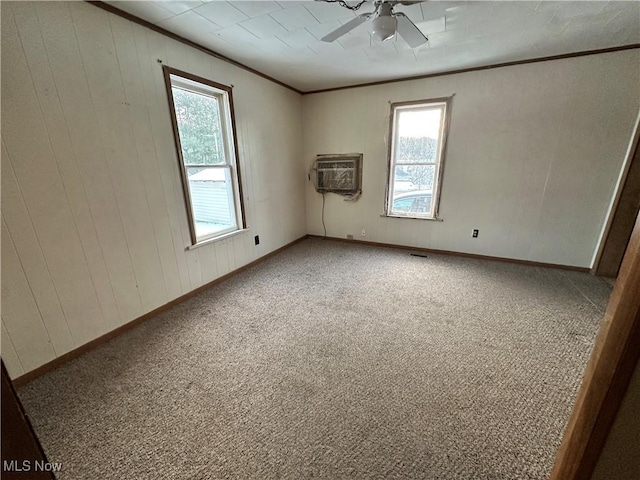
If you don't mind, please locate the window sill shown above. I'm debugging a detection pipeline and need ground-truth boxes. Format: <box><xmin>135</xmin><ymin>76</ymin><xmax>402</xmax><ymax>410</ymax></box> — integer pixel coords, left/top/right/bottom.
<box><xmin>381</xmin><ymin>214</ymin><xmax>444</xmax><ymax>222</ymax></box>
<box><xmin>186</xmin><ymin>228</ymin><xmax>249</xmax><ymax>250</ymax></box>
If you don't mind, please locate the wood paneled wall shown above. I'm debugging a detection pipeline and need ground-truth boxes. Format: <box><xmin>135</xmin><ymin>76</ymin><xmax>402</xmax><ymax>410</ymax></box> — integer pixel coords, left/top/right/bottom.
<box><xmin>1</xmin><ymin>1</ymin><xmax>305</xmax><ymax>378</ymax></box>
<box><xmin>302</xmin><ymin>50</ymin><xmax>640</xmax><ymax>268</ymax></box>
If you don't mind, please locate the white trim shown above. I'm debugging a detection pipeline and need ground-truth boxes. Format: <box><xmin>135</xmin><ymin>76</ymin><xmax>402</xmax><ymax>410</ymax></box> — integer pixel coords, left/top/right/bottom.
<box><xmin>381</xmin><ymin>213</ymin><xmax>444</xmax><ymax>222</ymax></box>
<box><xmin>171</xmin><ymin>75</ymin><xmax>225</xmax><ymax>99</ymax></box>
<box><xmin>186</xmin><ymin>228</ymin><xmax>250</xmax><ymax>250</ymax></box>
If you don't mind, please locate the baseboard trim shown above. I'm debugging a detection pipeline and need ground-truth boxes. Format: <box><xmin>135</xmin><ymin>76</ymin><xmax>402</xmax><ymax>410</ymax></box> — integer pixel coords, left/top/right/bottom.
<box><xmin>12</xmin><ymin>235</ymin><xmax>309</xmax><ymax>387</ymax></box>
<box><xmin>310</xmin><ymin>235</ymin><xmax>591</xmax><ymax>273</ymax></box>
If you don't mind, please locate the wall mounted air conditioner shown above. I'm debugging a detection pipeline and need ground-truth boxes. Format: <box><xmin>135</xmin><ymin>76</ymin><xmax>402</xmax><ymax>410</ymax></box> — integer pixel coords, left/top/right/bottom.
<box><xmin>315</xmin><ymin>154</ymin><xmax>362</xmax><ymax>194</ymax></box>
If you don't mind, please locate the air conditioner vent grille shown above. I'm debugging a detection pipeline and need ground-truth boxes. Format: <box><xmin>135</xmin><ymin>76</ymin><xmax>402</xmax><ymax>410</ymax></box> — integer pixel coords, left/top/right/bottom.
<box><xmin>315</xmin><ymin>155</ymin><xmax>361</xmax><ymax>194</ymax></box>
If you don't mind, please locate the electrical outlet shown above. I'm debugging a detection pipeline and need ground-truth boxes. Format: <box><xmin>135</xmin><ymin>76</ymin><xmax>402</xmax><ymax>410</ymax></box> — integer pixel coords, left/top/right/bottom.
<box><xmin>347</xmin><ymin>234</ymin><xmax>354</xmax><ymax>240</ymax></box>
<box><xmin>472</xmin><ymin>229</ymin><xmax>479</xmax><ymax>238</ymax></box>
<box><xmin>361</xmin><ymin>229</ymin><xmax>366</xmax><ymax>237</ymax></box>
<box><xmin>254</xmin><ymin>235</ymin><xmax>260</xmax><ymax>246</ymax></box>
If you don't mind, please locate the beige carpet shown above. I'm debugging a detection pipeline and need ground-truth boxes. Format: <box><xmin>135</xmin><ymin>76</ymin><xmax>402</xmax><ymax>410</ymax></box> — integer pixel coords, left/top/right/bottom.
<box><xmin>17</xmin><ymin>238</ymin><xmax>612</xmax><ymax>479</ymax></box>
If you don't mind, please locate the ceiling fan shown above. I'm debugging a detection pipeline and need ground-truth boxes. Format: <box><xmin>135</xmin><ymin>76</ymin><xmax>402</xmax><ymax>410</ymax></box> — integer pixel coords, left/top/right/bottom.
<box><xmin>321</xmin><ymin>0</ymin><xmax>428</xmax><ymax>48</ymax></box>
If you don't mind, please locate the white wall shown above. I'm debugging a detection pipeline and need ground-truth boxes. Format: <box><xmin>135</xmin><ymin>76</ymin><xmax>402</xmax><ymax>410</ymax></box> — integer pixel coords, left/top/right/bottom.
<box><xmin>0</xmin><ymin>1</ymin><xmax>305</xmax><ymax>379</ymax></box>
<box><xmin>303</xmin><ymin>50</ymin><xmax>640</xmax><ymax>268</ymax></box>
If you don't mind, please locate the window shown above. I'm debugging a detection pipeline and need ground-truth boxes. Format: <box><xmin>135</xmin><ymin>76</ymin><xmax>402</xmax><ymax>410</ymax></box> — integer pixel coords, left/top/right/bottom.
<box><xmin>386</xmin><ymin>97</ymin><xmax>452</xmax><ymax>219</ymax></box>
<box><xmin>164</xmin><ymin>67</ymin><xmax>245</xmax><ymax>245</ymax></box>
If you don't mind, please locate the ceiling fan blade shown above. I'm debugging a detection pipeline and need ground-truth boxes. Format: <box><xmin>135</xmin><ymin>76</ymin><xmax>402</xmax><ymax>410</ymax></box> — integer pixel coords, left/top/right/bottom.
<box><xmin>321</xmin><ymin>13</ymin><xmax>372</xmax><ymax>42</ymax></box>
<box><xmin>395</xmin><ymin>13</ymin><xmax>428</xmax><ymax>47</ymax></box>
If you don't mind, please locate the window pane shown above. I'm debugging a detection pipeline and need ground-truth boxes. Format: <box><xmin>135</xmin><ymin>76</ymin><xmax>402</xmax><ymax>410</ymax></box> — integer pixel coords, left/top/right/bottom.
<box><xmin>390</xmin><ymin>165</ymin><xmax>434</xmax><ymax>216</ymax></box>
<box><xmin>187</xmin><ymin>167</ymin><xmax>237</xmax><ymax>239</ymax></box>
<box><xmin>173</xmin><ymin>87</ymin><xmax>226</xmax><ymax>165</ymax></box>
<box><xmin>395</xmin><ymin>108</ymin><xmax>442</xmax><ymax>164</ymax></box>
<box><xmin>391</xmin><ymin>192</ymin><xmax>433</xmax><ymax>216</ymax></box>
<box><xmin>394</xmin><ymin>165</ymin><xmax>435</xmax><ymax>192</ymax></box>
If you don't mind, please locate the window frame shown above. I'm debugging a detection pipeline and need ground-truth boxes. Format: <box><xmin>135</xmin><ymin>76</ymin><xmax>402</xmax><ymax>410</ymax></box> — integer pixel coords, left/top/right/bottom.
<box><xmin>385</xmin><ymin>96</ymin><xmax>453</xmax><ymax>220</ymax></box>
<box><xmin>163</xmin><ymin>66</ymin><xmax>246</xmax><ymax>246</ymax></box>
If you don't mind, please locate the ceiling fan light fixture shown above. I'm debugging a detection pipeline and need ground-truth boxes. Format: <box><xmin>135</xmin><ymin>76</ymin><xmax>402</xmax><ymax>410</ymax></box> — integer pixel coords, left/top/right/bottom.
<box><xmin>371</xmin><ymin>14</ymin><xmax>397</xmax><ymax>42</ymax></box>
<box><xmin>320</xmin><ymin>0</ymin><xmax>427</xmax><ymax>47</ymax></box>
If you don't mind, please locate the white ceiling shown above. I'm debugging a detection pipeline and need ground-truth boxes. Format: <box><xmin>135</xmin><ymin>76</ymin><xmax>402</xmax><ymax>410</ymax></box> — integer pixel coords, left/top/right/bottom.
<box><xmin>105</xmin><ymin>1</ymin><xmax>640</xmax><ymax>91</ymax></box>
